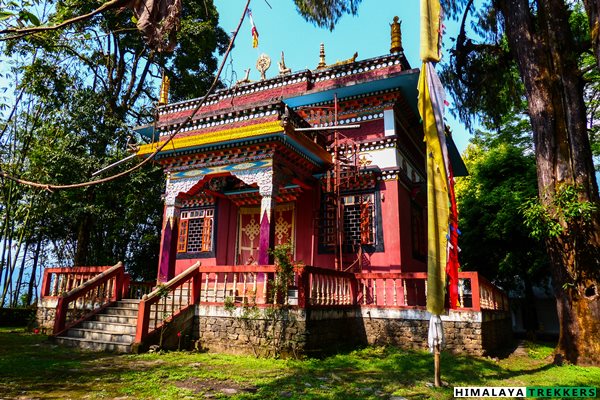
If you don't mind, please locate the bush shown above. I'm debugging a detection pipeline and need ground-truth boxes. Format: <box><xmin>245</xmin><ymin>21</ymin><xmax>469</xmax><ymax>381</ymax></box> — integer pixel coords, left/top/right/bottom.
<box><xmin>0</xmin><ymin>308</ymin><xmax>36</xmax><ymax>327</ymax></box>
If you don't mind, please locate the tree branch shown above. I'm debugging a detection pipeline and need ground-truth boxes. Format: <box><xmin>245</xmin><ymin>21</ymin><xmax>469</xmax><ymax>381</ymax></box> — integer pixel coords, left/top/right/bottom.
<box><xmin>0</xmin><ymin>0</ymin><xmax>131</xmax><ymax>38</ymax></box>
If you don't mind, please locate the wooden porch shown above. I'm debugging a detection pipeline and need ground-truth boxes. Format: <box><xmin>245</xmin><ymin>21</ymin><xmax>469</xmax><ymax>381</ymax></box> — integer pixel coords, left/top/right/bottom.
<box><xmin>37</xmin><ymin>263</ymin><xmax>509</xmax><ymax>353</ymax></box>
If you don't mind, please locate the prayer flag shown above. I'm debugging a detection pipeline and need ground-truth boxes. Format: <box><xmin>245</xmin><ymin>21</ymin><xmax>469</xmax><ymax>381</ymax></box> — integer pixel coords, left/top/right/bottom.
<box><xmin>420</xmin><ymin>0</ymin><xmax>442</xmax><ymax>62</ymax></box>
<box><xmin>248</xmin><ymin>9</ymin><xmax>259</xmax><ymax>48</ymax></box>
<box><xmin>418</xmin><ymin>63</ymin><xmax>449</xmax><ymax>316</ymax></box>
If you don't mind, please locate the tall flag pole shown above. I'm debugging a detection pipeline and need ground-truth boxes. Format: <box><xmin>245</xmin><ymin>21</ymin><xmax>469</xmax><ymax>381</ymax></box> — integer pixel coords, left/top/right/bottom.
<box><xmin>418</xmin><ymin>0</ymin><xmax>451</xmax><ymax>388</ymax></box>
<box><xmin>247</xmin><ymin>9</ymin><xmax>259</xmax><ymax>48</ymax></box>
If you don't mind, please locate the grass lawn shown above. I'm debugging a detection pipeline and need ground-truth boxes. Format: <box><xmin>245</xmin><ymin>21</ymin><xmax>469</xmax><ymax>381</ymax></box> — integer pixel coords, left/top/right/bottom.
<box><xmin>0</xmin><ymin>327</ymin><xmax>598</xmax><ymax>399</ymax></box>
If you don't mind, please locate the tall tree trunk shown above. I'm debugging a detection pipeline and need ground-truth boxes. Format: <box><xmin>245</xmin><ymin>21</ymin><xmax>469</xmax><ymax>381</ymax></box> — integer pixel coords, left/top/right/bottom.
<box><xmin>11</xmin><ymin>241</ymin><xmax>29</xmax><ymax>307</ymax></box>
<box><xmin>74</xmin><ymin>213</ymin><xmax>92</xmax><ymax>266</ymax></box>
<box><xmin>583</xmin><ymin>0</ymin><xmax>600</xmax><ymax>70</ymax></box>
<box><xmin>26</xmin><ymin>237</ymin><xmax>42</xmax><ymax>306</ymax></box>
<box><xmin>497</xmin><ymin>0</ymin><xmax>600</xmax><ymax>365</ymax></box>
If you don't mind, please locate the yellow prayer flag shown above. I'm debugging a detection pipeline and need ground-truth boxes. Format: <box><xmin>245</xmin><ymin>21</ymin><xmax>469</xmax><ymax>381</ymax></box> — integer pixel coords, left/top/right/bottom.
<box><xmin>418</xmin><ymin>62</ymin><xmax>449</xmax><ymax>315</ymax></box>
<box><xmin>420</xmin><ymin>0</ymin><xmax>442</xmax><ymax>62</ymax></box>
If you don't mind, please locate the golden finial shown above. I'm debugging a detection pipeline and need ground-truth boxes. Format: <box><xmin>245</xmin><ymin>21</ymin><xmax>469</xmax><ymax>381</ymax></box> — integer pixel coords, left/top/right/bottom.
<box><xmin>317</xmin><ymin>43</ymin><xmax>327</xmax><ymax>69</ymax></box>
<box><xmin>236</xmin><ymin>68</ymin><xmax>252</xmax><ymax>85</ymax></box>
<box><xmin>159</xmin><ymin>74</ymin><xmax>170</xmax><ymax>105</ymax></box>
<box><xmin>278</xmin><ymin>51</ymin><xmax>291</xmax><ymax>75</ymax></box>
<box><xmin>390</xmin><ymin>16</ymin><xmax>403</xmax><ymax>54</ymax></box>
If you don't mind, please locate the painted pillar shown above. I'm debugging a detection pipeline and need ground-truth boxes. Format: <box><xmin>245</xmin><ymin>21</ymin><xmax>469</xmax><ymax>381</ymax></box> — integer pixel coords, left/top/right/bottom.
<box><xmin>258</xmin><ymin>191</ymin><xmax>277</xmax><ymax>264</ymax></box>
<box><xmin>232</xmin><ymin>166</ymin><xmax>280</xmax><ymax>265</ymax></box>
<box><xmin>157</xmin><ymin>203</ymin><xmax>180</xmax><ymax>282</ymax></box>
<box><xmin>157</xmin><ymin>174</ymin><xmax>203</xmax><ymax>282</ymax></box>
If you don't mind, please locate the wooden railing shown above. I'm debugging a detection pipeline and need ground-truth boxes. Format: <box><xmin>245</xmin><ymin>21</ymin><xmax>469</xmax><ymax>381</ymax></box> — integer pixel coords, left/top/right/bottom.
<box><xmin>43</xmin><ymin>263</ymin><xmax>509</xmax><ymax>342</ymax></box>
<box><xmin>458</xmin><ymin>271</ymin><xmax>509</xmax><ymax>311</ymax></box>
<box><xmin>356</xmin><ymin>272</ymin><xmax>428</xmax><ymax>307</ymax></box>
<box><xmin>199</xmin><ymin>265</ymin><xmax>277</xmax><ymax>305</ymax></box>
<box><xmin>53</xmin><ymin>262</ymin><xmax>125</xmax><ymax>335</ymax></box>
<box><xmin>302</xmin><ymin>266</ymin><xmax>356</xmax><ymax>306</ymax></box>
<box><xmin>123</xmin><ymin>277</ymin><xmax>155</xmax><ymax>299</ymax></box>
<box><xmin>134</xmin><ymin>262</ymin><xmax>202</xmax><ymax>344</ymax></box>
<box><xmin>41</xmin><ymin>266</ymin><xmax>113</xmax><ymax>297</ymax></box>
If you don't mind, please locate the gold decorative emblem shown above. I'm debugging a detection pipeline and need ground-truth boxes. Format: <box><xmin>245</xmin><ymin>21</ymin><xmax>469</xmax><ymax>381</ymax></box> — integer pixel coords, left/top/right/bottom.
<box><xmin>242</xmin><ymin>217</ymin><xmax>260</xmax><ymax>242</ymax></box>
<box><xmin>256</xmin><ymin>53</ymin><xmax>271</xmax><ymax>80</ymax></box>
<box><xmin>275</xmin><ymin>215</ymin><xmax>291</xmax><ymax>243</ymax></box>
<box><xmin>359</xmin><ymin>155</ymin><xmax>372</xmax><ymax>167</ymax></box>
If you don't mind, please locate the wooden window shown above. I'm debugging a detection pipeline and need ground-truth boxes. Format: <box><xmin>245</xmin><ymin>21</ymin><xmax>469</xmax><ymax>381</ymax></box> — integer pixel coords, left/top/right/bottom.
<box><xmin>342</xmin><ymin>193</ymin><xmax>376</xmax><ymax>247</ymax></box>
<box><xmin>178</xmin><ymin>208</ymin><xmax>214</xmax><ymax>253</ymax></box>
<box><xmin>177</xmin><ymin>219</ymin><xmax>188</xmax><ymax>253</ymax></box>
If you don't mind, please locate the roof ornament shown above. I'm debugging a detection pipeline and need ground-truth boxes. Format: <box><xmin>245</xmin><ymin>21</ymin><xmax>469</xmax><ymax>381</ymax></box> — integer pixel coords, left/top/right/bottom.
<box><xmin>390</xmin><ymin>16</ymin><xmax>403</xmax><ymax>54</ymax></box>
<box><xmin>256</xmin><ymin>53</ymin><xmax>271</xmax><ymax>80</ymax></box>
<box><xmin>316</xmin><ymin>43</ymin><xmax>327</xmax><ymax>69</ymax></box>
<box><xmin>236</xmin><ymin>68</ymin><xmax>252</xmax><ymax>85</ymax></box>
<box><xmin>330</xmin><ymin>52</ymin><xmax>358</xmax><ymax>67</ymax></box>
<box><xmin>278</xmin><ymin>51</ymin><xmax>291</xmax><ymax>75</ymax></box>
<box><xmin>158</xmin><ymin>73</ymin><xmax>170</xmax><ymax>106</ymax></box>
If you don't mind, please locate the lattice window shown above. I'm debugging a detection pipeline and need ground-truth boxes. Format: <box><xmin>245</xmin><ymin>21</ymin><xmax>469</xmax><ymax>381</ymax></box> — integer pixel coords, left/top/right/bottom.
<box><xmin>342</xmin><ymin>193</ymin><xmax>376</xmax><ymax>247</ymax></box>
<box><xmin>177</xmin><ymin>208</ymin><xmax>214</xmax><ymax>253</ymax></box>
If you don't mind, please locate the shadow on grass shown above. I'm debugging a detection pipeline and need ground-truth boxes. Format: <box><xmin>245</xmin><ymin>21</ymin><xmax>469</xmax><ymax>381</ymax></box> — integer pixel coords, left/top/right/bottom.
<box><xmin>1</xmin><ymin>328</ymin><xmax>596</xmax><ymax>400</ymax></box>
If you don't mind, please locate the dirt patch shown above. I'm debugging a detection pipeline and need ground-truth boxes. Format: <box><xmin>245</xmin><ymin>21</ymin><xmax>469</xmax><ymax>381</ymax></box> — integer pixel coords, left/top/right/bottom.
<box><xmin>173</xmin><ymin>378</ymin><xmax>258</xmax><ymax>397</ymax></box>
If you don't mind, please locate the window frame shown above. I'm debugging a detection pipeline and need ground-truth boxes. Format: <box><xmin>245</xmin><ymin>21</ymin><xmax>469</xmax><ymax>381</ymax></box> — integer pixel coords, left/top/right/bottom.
<box><xmin>176</xmin><ymin>205</ymin><xmax>217</xmax><ymax>259</ymax></box>
<box><xmin>318</xmin><ymin>189</ymin><xmax>384</xmax><ymax>254</ymax></box>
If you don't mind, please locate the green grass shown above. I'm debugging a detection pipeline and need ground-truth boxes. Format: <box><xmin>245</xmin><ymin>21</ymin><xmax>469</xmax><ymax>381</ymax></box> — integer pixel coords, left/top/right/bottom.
<box><xmin>0</xmin><ymin>326</ymin><xmax>598</xmax><ymax>399</ymax></box>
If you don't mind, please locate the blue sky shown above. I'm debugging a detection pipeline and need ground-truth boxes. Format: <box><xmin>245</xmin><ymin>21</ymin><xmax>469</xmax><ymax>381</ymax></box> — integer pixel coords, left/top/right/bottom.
<box><xmin>213</xmin><ymin>0</ymin><xmax>472</xmax><ymax>152</ymax></box>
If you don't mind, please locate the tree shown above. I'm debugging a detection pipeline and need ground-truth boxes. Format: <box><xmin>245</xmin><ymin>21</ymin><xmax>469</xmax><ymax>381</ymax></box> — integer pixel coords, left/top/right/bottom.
<box><xmin>0</xmin><ymin>0</ymin><xmax>229</xmax><ymax>303</ymax></box>
<box><xmin>456</xmin><ymin>120</ymin><xmax>550</xmax><ymax>336</ymax></box>
<box><xmin>443</xmin><ymin>0</ymin><xmax>600</xmax><ymax>365</ymax></box>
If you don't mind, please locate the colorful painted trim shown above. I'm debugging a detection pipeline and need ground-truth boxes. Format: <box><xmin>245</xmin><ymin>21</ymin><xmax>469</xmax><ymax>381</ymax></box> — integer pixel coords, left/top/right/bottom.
<box><xmin>170</xmin><ymin>159</ymin><xmax>273</xmax><ymax>180</ymax></box>
<box><xmin>137</xmin><ymin>121</ymin><xmax>283</xmax><ymax>156</ymax></box>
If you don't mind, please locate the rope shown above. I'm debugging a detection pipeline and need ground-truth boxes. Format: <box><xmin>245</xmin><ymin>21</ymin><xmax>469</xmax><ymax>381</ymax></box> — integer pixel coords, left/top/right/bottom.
<box><xmin>0</xmin><ymin>0</ymin><xmax>252</xmax><ymax>191</ymax></box>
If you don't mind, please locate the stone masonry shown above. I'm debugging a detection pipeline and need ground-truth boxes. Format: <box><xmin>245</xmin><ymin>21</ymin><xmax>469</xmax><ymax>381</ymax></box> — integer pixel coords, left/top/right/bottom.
<box><xmin>194</xmin><ymin>305</ymin><xmax>513</xmax><ymax>357</ymax></box>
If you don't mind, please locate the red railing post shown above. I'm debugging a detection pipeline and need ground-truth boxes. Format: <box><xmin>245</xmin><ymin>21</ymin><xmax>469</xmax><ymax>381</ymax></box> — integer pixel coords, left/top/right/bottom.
<box><xmin>41</xmin><ymin>269</ymin><xmax>52</xmax><ymax>297</ymax></box>
<box><xmin>122</xmin><ymin>274</ymin><xmax>131</xmax><ymax>299</ymax></box>
<box><xmin>296</xmin><ymin>267</ymin><xmax>309</xmax><ymax>308</ymax></box>
<box><xmin>135</xmin><ymin>299</ymin><xmax>150</xmax><ymax>343</ymax></box>
<box><xmin>53</xmin><ymin>297</ymin><xmax>67</xmax><ymax>335</ymax></box>
<box><xmin>350</xmin><ymin>274</ymin><xmax>359</xmax><ymax>305</ymax></box>
<box><xmin>470</xmin><ymin>272</ymin><xmax>481</xmax><ymax>311</ymax></box>
<box><xmin>192</xmin><ymin>269</ymin><xmax>201</xmax><ymax>304</ymax></box>
<box><xmin>113</xmin><ymin>270</ymin><xmax>122</xmax><ymax>301</ymax></box>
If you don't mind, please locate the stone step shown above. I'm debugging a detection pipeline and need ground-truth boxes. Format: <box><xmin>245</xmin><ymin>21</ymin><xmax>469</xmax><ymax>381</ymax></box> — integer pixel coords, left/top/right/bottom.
<box><xmin>54</xmin><ymin>336</ymin><xmax>132</xmax><ymax>353</ymax></box>
<box><xmin>103</xmin><ymin>307</ymin><xmax>139</xmax><ymax>316</ymax></box>
<box><xmin>115</xmin><ymin>299</ymin><xmax>141</xmax><ymax>309</ymax></box>
<box><xmin>94</xmin><ymin>314</ymin><xmax>138</xmax><ymax>324</ymax></box>
<box><xmin>80</xmin><ymin>320</ymin><xmax>137</xmax><ymax>334</ymax></box>
<box><xmin>66</xmin><ymin>328</ymin><xmax>135</xmax><ymax>344</ymax></box>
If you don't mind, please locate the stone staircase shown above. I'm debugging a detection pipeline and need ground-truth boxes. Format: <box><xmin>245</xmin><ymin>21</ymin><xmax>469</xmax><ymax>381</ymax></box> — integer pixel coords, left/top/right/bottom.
<box><xmin>54</xmin><ymin>289</ymin><xmax>192</xmax><ymax>352</ymax></box>
<box><xmin>54</xmin><ymin>299</ymin><xmax>140</xmax><ymax>353</ymax></box>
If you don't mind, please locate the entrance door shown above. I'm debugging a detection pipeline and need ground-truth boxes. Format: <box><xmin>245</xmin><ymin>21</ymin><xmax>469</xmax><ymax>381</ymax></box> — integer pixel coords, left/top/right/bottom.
<box><xmin>237</xmin><ymin>203</ymin><xmax>295</xmax><ymax>264</ymax></box>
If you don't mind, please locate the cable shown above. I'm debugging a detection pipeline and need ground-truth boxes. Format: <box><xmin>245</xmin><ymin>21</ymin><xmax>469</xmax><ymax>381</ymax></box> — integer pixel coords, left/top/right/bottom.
<box><xmin>0</xmin><ymin>0</ymin><xmax>252</xmax><ymax>191</ymax></box>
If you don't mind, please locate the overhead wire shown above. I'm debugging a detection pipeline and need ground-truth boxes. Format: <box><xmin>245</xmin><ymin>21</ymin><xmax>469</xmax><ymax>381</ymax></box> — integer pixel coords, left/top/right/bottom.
<box><xmin>0</xmin><ymin>0</ymin><xmax>253</xmax><ymax>191</ymax></box>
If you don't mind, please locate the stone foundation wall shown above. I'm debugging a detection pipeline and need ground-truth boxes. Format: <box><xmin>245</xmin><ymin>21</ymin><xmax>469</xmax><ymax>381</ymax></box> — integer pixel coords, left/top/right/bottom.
<box><xmin>36</xmin><ymin>298</ymin><xmax>58</xmax><ymax>334</ymax></box>
<box><xmin>195</xmin><ymin>305</ymin><xmax>310</xmax><ymax>357</ymax></box>
<box><xmin>195</xmin><ymin>305</ymin><xmax>513</xmax><ymax>357</ymax></box>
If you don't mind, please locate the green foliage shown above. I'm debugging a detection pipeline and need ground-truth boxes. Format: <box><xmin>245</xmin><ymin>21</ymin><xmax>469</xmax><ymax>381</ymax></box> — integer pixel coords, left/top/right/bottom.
<box><xmin>456</xmin><ymin>139</ymin><xmax>549</xmax><ymax>292</ymax></box>
<box><xmin>269</xmin><ymin>242</ymin><xmax>297</xmax><ymax>304</ymax></box>
<box><xmin>521</xmin><ymin>184</ymin><xmax>598</xmax><ymax>240</ymax></box>
<box><xmin>293</xmin><ymin>0</ymin><xmax>362</xmax><ymax>31</ymax></box>
<box><xmin>2</xmin><ymin>328</ymin><xmax>600</xmax><ymax>399</ymax></box>
<box><xmin>441</xmin><ymin>36</ymin><xmax>526</xmax><ymax>130</ymax></box>
<box><xmin>0</xmin><ymin>0</ymin><xmax>228</xmax><ymax>286</ymax></box>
